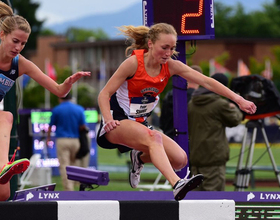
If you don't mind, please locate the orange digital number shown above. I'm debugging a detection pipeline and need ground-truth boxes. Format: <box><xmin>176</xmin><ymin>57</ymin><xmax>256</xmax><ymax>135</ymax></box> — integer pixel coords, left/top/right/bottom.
<box><xmin>181</xmin><ymin>0</ymin><xmax>204</xmax><ymax>34</ymax></box>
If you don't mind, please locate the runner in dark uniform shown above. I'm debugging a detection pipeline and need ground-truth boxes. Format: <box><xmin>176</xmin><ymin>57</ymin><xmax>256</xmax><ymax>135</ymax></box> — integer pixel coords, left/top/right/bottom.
<box><xmin>0</xmin><ymin>56</ymin><xmax>19</xmax><ymax>101</ymax></box>
<box><xmin>0</xmin><ymin>1</ymin><xmax>90</xmax><ymax>201</ymax></box>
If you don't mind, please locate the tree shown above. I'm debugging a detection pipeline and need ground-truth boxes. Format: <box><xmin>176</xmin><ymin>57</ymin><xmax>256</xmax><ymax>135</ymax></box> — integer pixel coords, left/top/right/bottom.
<box><xmin>276</xmin><ymin>0</ymin><xmax>280</xmax><ymax>8</ymax></box>
<box><xmin>40</xmin><ymin>28</ymin><xmax>56</xmax><ymax>36</ymax></box>
<box><xmin>65</xmin><ymin>27</ymin><xmax>109</xmax><ymax>42</ymax></box>
<box><xmin>214</xmin><ymin>1</ymin><xmax>280</xmax><ymax>38</ymax></box>
<box><xmin>10</xmin><ymin>0</ymin><xmax>44</xmax><ymax>53</ymax></box>
<box><xmin>22</xmin><ymin>65</ymin><xmax>97</xmax><ymax>109</ymax></box>
<box><xmin>214</xmin><ymin>3</ymin><xmax>253</xmax><ymax>38</ymax></box>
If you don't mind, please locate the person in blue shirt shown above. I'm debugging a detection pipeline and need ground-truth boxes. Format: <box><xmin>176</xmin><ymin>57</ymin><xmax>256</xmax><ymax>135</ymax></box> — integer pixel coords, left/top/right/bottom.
<box><xmin>0</xmin><ymin>1</ymin><xmax>90</xmax><ymax>201</ymax></box>
<box><xmin>47</xmin><ymin>93</ymin><xmax>87</xmax><ymax>191</ymax></box>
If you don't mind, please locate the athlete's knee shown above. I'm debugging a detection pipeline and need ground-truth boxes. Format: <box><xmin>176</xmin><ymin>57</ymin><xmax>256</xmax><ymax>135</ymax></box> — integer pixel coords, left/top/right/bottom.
<box><xmin>147</xmin><ymin>130</ymin><xmax>163</xmax><ymax>145</ymax></box>
<box><xmin>172</xmin><ymin>152</ymin><xmax>188</xmax><ymax>170</ymax></box>
<box><xmin>0</xmin><ymin>111</ymin><xmax>13</xmax><ymax>126</ymax></box>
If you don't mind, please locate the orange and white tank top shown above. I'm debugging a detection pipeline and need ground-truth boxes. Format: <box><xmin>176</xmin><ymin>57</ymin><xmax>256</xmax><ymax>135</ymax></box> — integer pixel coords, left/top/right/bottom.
<box><xmin>115</xmin><ymin>49</ymin><xmax>171</xmax><ymax>123</ymax></box>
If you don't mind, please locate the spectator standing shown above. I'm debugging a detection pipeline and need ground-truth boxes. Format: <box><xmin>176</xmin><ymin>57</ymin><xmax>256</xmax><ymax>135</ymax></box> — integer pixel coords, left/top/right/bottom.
<box><xmin>188</xmin><ymin>73</ymin><xmax>243</xmax><ymax>191</ymax></box>
<box><xmin>47</xmin><ymin>93</ymin><xmax>87</xmax><ymax>191</ymax></box>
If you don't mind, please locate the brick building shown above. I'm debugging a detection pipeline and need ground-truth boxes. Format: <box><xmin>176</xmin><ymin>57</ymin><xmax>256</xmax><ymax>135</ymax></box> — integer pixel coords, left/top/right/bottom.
<box><xmin>27</xmin><ymin>36</ymin><xmax>280</xmax><ymax>91</ymax></box>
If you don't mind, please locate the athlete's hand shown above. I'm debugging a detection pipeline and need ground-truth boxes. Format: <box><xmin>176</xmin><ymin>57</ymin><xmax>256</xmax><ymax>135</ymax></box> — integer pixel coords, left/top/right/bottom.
<box><xmin>64</xmin><ymin>71</ymin><xmax>91</xmax><ymax>85</ymax></box>
<box><xmin>104</xmin><ymin>119</ymin><xmax>120</xmax><ymax>132</ymax></box>
<box><xmin>238</xmin><ymin>97</ymin><xmax>257</xmax><ymax>115</ymax></box>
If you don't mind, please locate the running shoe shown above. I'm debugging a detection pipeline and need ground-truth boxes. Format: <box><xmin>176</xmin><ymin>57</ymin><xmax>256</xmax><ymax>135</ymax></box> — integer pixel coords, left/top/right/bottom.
<box><xmin>129</xmin><ymin>150</ymin><xmax>144</xmax><ymax>188</ymax></box>
<box><xmin>0</xmin><ymin>147</ymin><xmax>30</xmax><ymax>184</ymax></box>
<box><xmin>173</xmin><ymin>174</ymin><xmax>204</xmax><ymax>201</ymax></box>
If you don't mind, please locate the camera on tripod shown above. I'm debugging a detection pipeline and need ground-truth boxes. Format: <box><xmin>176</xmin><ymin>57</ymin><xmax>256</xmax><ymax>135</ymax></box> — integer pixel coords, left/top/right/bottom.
<box><xmin>230</xmin><ymin>75</ymin><xmax>280</xmax><ymax>191</ymax></box>
<box><xmin>230</xmin><ymin>74</ymin><xmax>280</xmax><ymax>120</ymax></box>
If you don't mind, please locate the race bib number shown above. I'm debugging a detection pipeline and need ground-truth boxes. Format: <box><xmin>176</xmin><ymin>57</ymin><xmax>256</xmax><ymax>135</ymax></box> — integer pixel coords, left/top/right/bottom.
<box><xmin>129</xmin><ymin>96</ymin><xmax>157</xmax><ymax>118</ymax></box>
<box><xmin>0</xmin><ymin>74</ymin><xmax>15</xmax><ymax>98</ymax></box>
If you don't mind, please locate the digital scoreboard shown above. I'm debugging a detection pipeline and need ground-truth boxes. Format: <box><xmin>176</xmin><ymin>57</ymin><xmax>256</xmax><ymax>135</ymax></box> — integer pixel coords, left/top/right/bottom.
<box><xmin>143</xmin><ymin>0</ymin><xmax>215</xmax><ymax>40</ymax></box>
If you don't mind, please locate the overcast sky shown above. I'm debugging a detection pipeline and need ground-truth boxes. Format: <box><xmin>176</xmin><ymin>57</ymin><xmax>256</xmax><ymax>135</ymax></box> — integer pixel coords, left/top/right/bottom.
<box><xmin>33</xmin><ymin>0</ymin><xmax>139</xmax><ymax>25</ymax></box>
<box><xmin>33</xmin><ymin>0</ymin><xmax>273</xmax><ymax>26</ymax></box>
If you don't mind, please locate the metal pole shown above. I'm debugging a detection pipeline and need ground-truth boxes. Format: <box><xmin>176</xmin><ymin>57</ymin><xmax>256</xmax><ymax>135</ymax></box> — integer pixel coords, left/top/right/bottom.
<box><xmin>173</xmin><ymin>40</ymin><xmax>189</xmax><ymax>178</ymax></box>
<box><xmin>244</xmin><ymin>127</ymin><xmax>257</xmax><ymax>188</ymax></box>
<box><xmin>261</xmin><ymin>124</ymin><xmax>280</xmax><ymax>186</ymax></box>
<box><xmin>234</xmin><ymin>126</ymin><xmax>248</xmax><ymax>191</ymax></box>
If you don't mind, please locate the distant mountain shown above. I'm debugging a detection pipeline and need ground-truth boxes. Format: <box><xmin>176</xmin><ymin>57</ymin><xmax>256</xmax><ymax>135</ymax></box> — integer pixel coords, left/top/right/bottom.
<box><xmin>220</xmin><ymin>0</ymin><xmax>273</xmax><ymax>11</ymax></box>
<box><xmin>47</xmin><ymin>2</ymin><xmax>143</xmax><ymax>39</ymax></box>
<box><xmin>46</xmin><ymin>0</ymin><xmax>273</xmax><ymax>39</ymax></box>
